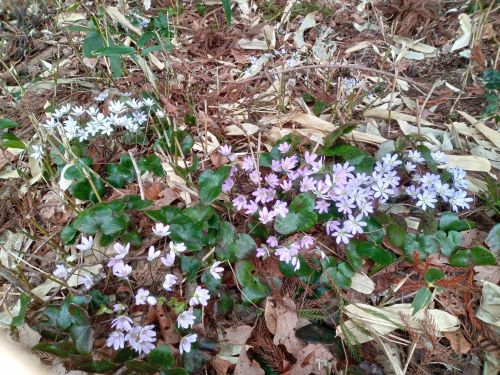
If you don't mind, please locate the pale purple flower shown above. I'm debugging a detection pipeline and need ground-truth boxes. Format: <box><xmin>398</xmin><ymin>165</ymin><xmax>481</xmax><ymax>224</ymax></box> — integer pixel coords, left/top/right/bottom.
<box><xmin>76</xmin><ymin>236</ymin><xmax>93</xmax><ymax>252</ymax></box>
<box><xmin>256</xmin><ymin>247</ymin><xmax>270</xmax><ymax>258</ymax></box>
<box><xmin>405</xmin><ymin>185</ymin><xmax>421</xmax><ymax>199</ymax></box>
<box><xmin>331</xmin><ymin>162</ymin><xmax>355</xmax><ymax>187</ymax></box>
<box><xmin>112</xmin><ymin>261</ymin><xmax>132</xmax><ymax>279</ymax></box>
<box><xmin>304</xmin><ymin>151</ymin><xmax>319</xmax><ymax>166</ymax></box>
<box><xmin>222</xmin><ymin>177</ymin><xmax>234</xmax><ymax>193</ymax></box>
<box><xmin>252</xmin><ymin>188</ymin><xmax>268</xmax><ymax>204</ymax></box>
<box><xmin>113</xmin><ymin>304</ymin><xmax>125</xmax><ymax>313</ymax></box>
<box><xmin>177</xmin><ymin>309</ymin><xmax>196</xmax><ymax>329</ymax></box>
<box><xmin>326</xmin><ymin>220</ymin><xmax>341</xmax><ymax>235</ymax></box>
<box><xmin>291</xmin><ymin>256</ymin><xmax>300</xmax><ymax>271</ymax></box>
<box><xmin>113</xmin><ymin>242</ymin><xmax>130</xmax><ymax>259</ymax></box>
<box><xmin>420</xmin><ymin>172</ymin><xmax>441</xmax><ymax>189</ymax></box>
<box><xmin>332</xmin><ymin>228</ymin><xmax>353</xmax><ymax>245</ymax></box>
<box><xmin>300</xmin><ymin>176</ymin><xmax>316</xmax><ymax>192</ymax></box>
<box><xmin>287</xmin><ymin>170</ymin><xmax>301</xmax><ymax>181</ymax></box>
<box><xmin>245</xmin><ymin>200</ymin><xmax>259</xmax><ymax>215</ymax></box>
<box><xmin>265</xmin><ymin>173</ymin><xmax>280</xmax><ymax>188</ymax></box>
<box><xmin>416</xmin><ymin>190</ymin><xmax>437</xmax><ymax>210</ymax></box>
<box><xmin>267</xmin><ymin>236</ymin><xmax>278</xmax><ymax>247</ymax></box>
<box><xmin>405</xmin><ymin>161</ymin><xmax>417</xmax><ymax>173</ymax></box>
<box><xmin>232</xmin><ymin>195</ymin><xmax>247</xmax><ymax>211</ymax></box>
<box><xmin>281</xmin><ymin>155</ymin><xmax>298</xmax><ymax>172</ymax></box>
<box><xmin>449</xmin><ymin>190</ymin><xmax>473</xmax><ymax>212</ymax></box>
<box><xmin>336</xmin><ymin>198</ymin><xmax>356</xmax><ymax>215</ymax></box>
<box><xmin>301</xmin><ymin>235</ymin><xmax>314</xmax><ymax>249</ymax></box>
<box><xmin>407</xmin><ymin>150</ymin><xmax>425</xmax><ymax>164</ymax></box>
<box><xmin>163</xmin><ymin>274</ymin><xmax>178</xmax><ymax>291</ymax></box>
<box><xmin>280</xmin><ymin>179</ymin><xmax>292</xmax><ymax>191</ymax></box>
<box><xmin>315</xmin><ymin>199</ymin><xmax>330</xmax><ymax>214</ymax></box>
<box><xmin>53</xmin><ymin>264</ymin><xmax>68</xmax><ymax>279</ymax></box>
<box><xmin>249</xmin><ymin>170</ymin><xmax>261</xmax><ymax>184</ymax></box>
<box><xmin>152</xmin><ymin>223</ymin><xmax>171</xmax><ymax>237</ymax></box>
<box><xmin>258</xmin><ymin>207</ymin><xmax>276</xmax><ymax>224</ymax></box>
<box><xmin>111</xmin><ymin>315</ymin><xmax>133</xmax><ymax>332</ymax></box>
<box><xmin>161</xmin><ymin>251</ymin><xmax>175</xmax><ymax>267</ymax></box>
<box><xmin>270</xmin><ymin>200</ymin><xmax>287</xmax><ymax>218</ymax></box>
<box><xmin>179</xmin><ymin>333</ymin><xmax>197</xmax><ymax>354</ymax></box>
<box><xmin>241</xmin><ymin>156</ymin><xmax>255</xmax><ymax>172</ymax></box>
<box><xmin>435</xmin><ymin>181</ymin><xmax>454</xmax><ymax>201</ymax></box>
<box><xmin>169</xmin><ymin>241</ymin><xmax>187</xmax><ymax>254</ymax></box>
<box><xmin>383</xmin><ymin>170</ymin><xmax>401</xmax><ymax>188</ymax></box>
<box><xmin>372</xmin><ymin>181</ymin><xmax>391</xmax><ymax>201</ymax></box>
<box><xmin>147</xmin><ymin>246</ymin><xmax>161</xmax><ymax>261</ymax></box>
<box><xmin>264</xmin><ymin>187</ymin><xmax>276</xmax><ymax>202</ymax></box>
<box><xmin>271</xmin><ymin>159</ymin><xmax>282</xmax><ymax>172</ymax></box>
<box><xmin>106</xmin><ymin>331</ymin><xmax>125</xmax><ymax>350</ymax></box>
<box><xmin>278</xmin><ymin>142</ymin><xmax>291</xmax><ymax>153</ymax></box>
<box><xmin>126</xmin><ymin>325</ymin><xmax>156</xmax><ymax>355</ymax></box>
<box><xmin>219</xmin><ymin>145</ymin><xmax>232</xmax><ymax>156</ymax></box>
<box><xmin>275</xmin><ymin>246</ymin><xmax>298</xmax><ymax>263</ymax></box>
<box><xmin>344</xmin><ymin>214</ymin><xmax>367</xmax><ymax>235</ymax></box>
<box><xmin>358</xmin><ymin>200</ymin><xmax>374</xmax><ymax>217</ymax></box>
<box><xmin>189</xmin><ymin>286</ymin><xmax>210</xmax><ymax>307</ymax></box>
<box><xmin>382</xmin><ymin>153</ymin><xmax>402</xmax><ymax>168</ymax></box>
<box><xmin>210</xmin><ymin>261</ymin><xmax>224</xmax><ymax>280</ymax></box>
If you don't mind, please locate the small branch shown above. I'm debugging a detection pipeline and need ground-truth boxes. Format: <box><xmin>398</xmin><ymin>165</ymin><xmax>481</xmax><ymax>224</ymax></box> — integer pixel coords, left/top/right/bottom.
<box><xmin>128</xmin><ymin>150</ymin><xmax>145</xmax><ymax>200</ymax></box>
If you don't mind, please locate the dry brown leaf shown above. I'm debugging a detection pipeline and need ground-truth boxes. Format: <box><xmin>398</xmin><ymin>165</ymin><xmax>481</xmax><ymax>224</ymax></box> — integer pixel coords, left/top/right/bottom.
<box><xmin>290</xmin><ymin>343</ymin><xmax>334</xmax><ymax>375</ymax></box>
<box><xmin>442</xmin><ymin>154</ymin><xmax>491</xmax><ymax>173</ymax></box>
<box><xmin>225</xmin><ymin>325</ymin><xmax>254</xmax><ymax>345</ymax></box>
<box><xmin>264</xmin><ymin>298</ymin><xmax>277</xmax><ymax>334</ymax></box>
<box><xmin>474</xmin><ymin>266</ymin><xmax>500</xmax><ymax>285</ymax></box>
<box><xmin>234</xmin><ymin>347</ymin><xmax>265</xmax><ymax>375</ymax></box>
<box><xmin>364</xmin><ymin>108</ymin><xmax>434</xmax><ymax>126</ymax></box>
<box><xmin>458</xmin><ymin>111</ymin><xmax>500</xmax><ymax>149</ymax></box>
<box><xmin>443</xmin><ymin>331</ymin><xmax>471</xmax><ymax>354</ymax></box>
<box><xmin>144</xmin><ymin>183</ymin><xmax>162</xmax><ymax>200</ymax></box>
<box><xmin>272</xmin><ymin>297</ymin><xmax>305</xmax><ymax>356</ymax></box>
<box><xmin>212</xmin><ymin>356</ymin><xmax>235</xmax><ymax>375</ymax></box>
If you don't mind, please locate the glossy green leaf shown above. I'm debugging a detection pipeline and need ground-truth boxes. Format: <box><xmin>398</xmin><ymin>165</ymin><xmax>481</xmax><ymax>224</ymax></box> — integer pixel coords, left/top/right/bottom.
<box><xmin>486</xmin><ymin>223</ymin><xmax>500</xmax><ymax>254</ymax></box>
<box><xmin>32</xmin><ymin>341</ymin><xmax>77</xmax><ymax>358</ymax></box>
<box><xmin>198</xmin><ymin>166</ymin><xmax>231</xmax><ymax>205</ymax></box>
<box><xmin>11</xmin><ymin>293</ymin><xmax>30</xmax><ymax>330</ymax></box>
<box><xmin>148</xmin><ymin>344</ymin><xmax>174</xmax><ymax>370</ymax></box>
<box><xmin>439</xmin><ymin>212</ymin><xmax>475</xmax><ymax>232</ymax></box>
<box><xmin>1</xmin><ymin>133</ymin><xmax>26</xmax><ymax>149</ymax></box>
<box><xmin>0</xmin><ymin>118</ymin><xmax>18</xmax><ymax>129</ymax></box>
<box><xmin>295</xmin><ymin>323</ymin><xmax>337</xmax><ymax>343</ymax></box>
<box><xmin>235</xmin><ymin>233</ymin><xmax>256</xmax><ymax>259</ymax></box>
<box><xmin>470</xmin><ymin>246</ymin><xmax>497</xmax><ymax>265</ymax></box>
<box><xmin>424</xmin><ymin>268</ymin><xmax>445</xmax><ymax>284</ymax></box>
<box><xmin>94</xmin><ymin>45</ymin><xmax>136</xmax><ymax>56</ymax></box>
<box><xmin>412</xmin><ymin>287</ymin><xmax>433</xmax><ymax>315</ymax></box>
<box><xmin>387</xmin><ymin>223</ymin><xmax>405</xmax><ymax>247</ymax></box>
<box><xmin>235</xmin><ymin>260</ymin><xmax>270</xmax><ymax>304</ymax></box>
<box><xmin>449</xmin><ymin>249</ymin><xmax>472</xmax><ymax>267</ymax></box>
<box><xmin>68</xmin><ymin>304</ymin><xmax>94</xmax><ymax>355</ymax></box>
<box><xmin>73</xmin><ymin>204</ymin><xmax>128</xmax><ymax>236</ymax></box>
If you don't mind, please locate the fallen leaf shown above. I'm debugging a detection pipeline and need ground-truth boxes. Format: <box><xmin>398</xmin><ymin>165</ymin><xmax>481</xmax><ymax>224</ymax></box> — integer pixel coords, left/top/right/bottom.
<box><xmin>18</xmin><ymin>323</ymin><xmax>41</xmax><ymax>347</ymax></box>
<box><xmin>225</xmin><ymin>325</ymin><xmax>254</xmax><ymax>345</ymax></box>
<box><xmin>234</xmin><ymin>347</ymin><xmax>265</xmax><ymax>375</ymax></box>
<box><xmin>273</xmin><ymin>297</ymin><xmax>302</xmax><ymax>355</ymax></box>
<box><xmin>350</xmin><ymin>273</ymin><xmax>375</xmax><ymax>294</ymax></box>
<box><xmin>443</xmin><ymin>330</ymin><xmax>471</xmax><ymax>354</ymax></box>
<box><xmin>451</xmin><ymin>13</ymin><xmax>472</xmax><ymax>52</ymax></box>
<box><xmin>476</xmin><ymin>281</ymin><xmax>500</xmax><ymax>327</ymax></box>
<box><xmin>264</xmin><ymin>298</ymin><xmax>277</xmax><ymax>334</ymax></box>
<box><xmin>290</xmin><ymin>343</ymin><xmax>334</xmax><ymax>375</ymax></box>
<box><xmin>474</xmin><ymin>266</ymin><xmax>500</xmax><ymax>285</ymax></box>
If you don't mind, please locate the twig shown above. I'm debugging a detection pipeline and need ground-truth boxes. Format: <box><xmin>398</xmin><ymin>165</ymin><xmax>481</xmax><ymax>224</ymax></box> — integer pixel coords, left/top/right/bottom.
<box><xmin>222</xmin><ymin>63</ymin><xmax>431</xmax><ymax>92</ymax></box>
<box><xmin>128</xmin><ymin>150</ymin><xmax>145</xmax><ymax>200</ymax></box>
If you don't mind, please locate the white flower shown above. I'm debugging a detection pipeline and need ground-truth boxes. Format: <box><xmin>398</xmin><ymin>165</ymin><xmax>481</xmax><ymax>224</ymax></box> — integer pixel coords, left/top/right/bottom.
<box><xmin>147</xmin><ymin>246</ymin><xmax>161</xmax><ymax>261</ymax></box>
<box><xmin>169</xmin><ymin>241</ymin><xmax>187</xmax><ymax>254</ymax></box>
<box><xmin>258</xmin><ymin>207</ymin><xmax>276</xmax><ymax>224</ymax></box>
<box><xmin>111</xmin><ymin>315</ymin><xmax>133</xmax><ymax>332</ymax></box>
<box><xmin>431</xmin><ymin>150</ymin><xmax>447</xmax><ymax>163</ymax></box>
<box><xmin>76</xmin><ymin>236</ymin><xmax>93</xmax><ymax>252</ymax></box>
<box><xmin>278</xmin><ymin>142</ymin><xmax>291</xmax><ymax>153</ymax></box>
<box><xmin>114</xmin><ymin>242</ymin><xmax>130</xmax><ymax>259</ymax></box>
<box><xmin>210</xmin><ymin>261</ymin><xmax>224</xmax><ymax>280</ymax></box>
<box><xmin>143</xmin><ymin>98</ymin><xmax>155</xmax><ymax>107</ymax></box>
<box><xmin>179</xmin><ymin>333</ymin><xmax>197</xmax><ymax>354</ymax></box>
<box><xmin>71</xmin><ymin>106</ymin><xmax>86</xmax><ymax>116</ymax></box>
<box><xmin>112</xmin><ymin>261</ymin><xmax>132</xmax><ymax>279</ymax></box>
<box><xmin>449</xmin><ymin>190</ymin><xmax>473</xmax><ymax>212</ymax></box>
<box><xmin>177</xmin><ymin>309</ymin><xmax>196</xmax><ymax>329</ymax></box>
<box><xmin>113</xmin><ymin>303</ymin><xmax>126</xmax><ymax>313</ymax></box>
<box><xmin>163</xmin><ymin>274</ymin><xmax>178</xmax><ymax>291</ymax></box>
<box><xmin>189</xmin><ymin>286</ymin><xmax>210</xmax><ymax>307</ymax></box>
<box><xmin>135</xmin><ymin>288</ymin><xmax>150</xmax><ymax>305</ymax></box>
<box><xmin>219</xmin><ymin>144</ymin><xmax>232</xmax><ymax>156</ymax></box>
<box><xmin>30</xmin><ymin>145</ymin><xmax>44</xmax><ymax>160</ymax></box>
<box><xmin>416</xmin><ymin>190</ymin><xmax>437</xmax><ymax>211</ymax></box>
<box><xmin>152</xmin><ymin>223</ymin><xmax>170</xmax><ymax>237</ymax></box>
<box><xmin>161</xmin><ymin>251</ymin><xmax>176</xmax><ymax>267</ymax></box>
<box><xmin>127</xmin><ymin>98</ymin><xmax>143</xmax><ymax>110</ymax></box>
<box><xmin>53</xmin><ymin>264</ymin><xmax>68</xmax><ymax>279</ymax></box>
<box><xmin>43</xmin><ymin>117</ymin><xmax>58</xmax><ymax>130</ymax></box>
<box><xmin>106</xmin><ymin>331</ymin><xmax>125</xmax><ymax>350</ymax></box>
<box><xmin>109</xmin><ymin>100</ymin><xmax>126</xmax><ymax>114</ymax></box>
<box><xmin>126</xmin><ymin>325</ymin><xmax>156</xmax><ymax>354</ymax></box>
<box><xmin>407</xmin><ymin>150</ymin><xmax>425</xmax><ymax>164</ymax></box>
<box><xmin>343</xmin><ymin>214</ymin><xmax>367</xmax><ymax>235</ymax></box>
<box><xmin>95</xmin><ymin>90</ymin><xmax>109</xmax><ymax>102</ymax></box>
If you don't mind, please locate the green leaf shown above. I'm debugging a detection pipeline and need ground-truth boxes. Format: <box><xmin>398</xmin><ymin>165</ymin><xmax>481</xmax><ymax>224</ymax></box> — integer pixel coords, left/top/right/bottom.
<box><xmin>162</xmin><ymin>369</ymin><xmax>189</xmax><ymax>375</ymax></box>
<box><xmin>198</xmin><ymin>166</ymin><xmax>231</xmax><ymax>205</ymax></box>
<box><xmin>56</xmin><ymin>294</ymin><xmax>91</xmax><ymax>330</ymax></box>
<box><xmin>320</xmin><ymin>143</ymin><xmax>368</xmax><ymax>165</ymax></box>
<box><xmin>236</xmin><ymin>260</ymin><xmax>270</xmax><ymax>304</ymax></box>
<box><xmin>73</xmin><ymin>204</ymin><xmax>128</xmax><ymax>236</ymax></box>
<box><xmin>470</xmin><ymin>246</ymin><xmax>497</xmax><ymax>265</ymax></box>
<box><xmin>181</xmin><ymin>256</ymin><xmax>201</xmax><ymax>281</ymax></box>
<box><xmin>10</xmin><ymin>293</ymin><xmax>30</xmax><ymax>330</ymax></box>
<box><xmin>32</xmin><ymin>341</ymin><xmax>77</xmax><ymax>358</ymax></box>
<box><xmin>290</xmin><ymin>193</ymin><xmax>315</xmax><ymax>212</ymax></box>
<box><xmin>274</xmin><ymin>212</ymin><xmax>300</xmax><ymax>234</ymax></box>
<box><xmin>320</xmin><ymin>263</ymin><xmax>354</xmax><ymax>289</ymax></box>
<box><xmin>114</xmin><ymin>347</ymin><xmax>139</xmax><ymax>363</ymax></box>
<box><xmin>439</xmin><ymin>212</ymin><xmax>475</xmax><ymax>232</ymax></box>
<box><xmin>138</xmin><ymin>154</ymin><xmax>165</xmax><ymax>176</ymax></box>
<box><xmin>83</xmin><ymin>31</ymin><xmax>105</xmax><ymax>58</ymax></box>
<box><xmin>148</xmin><ymin>344</ymin><xmax>174</xmax><ymax>370</ymax></box>
<box><xmin>1</xmin><ymin>133</ymin><xmax>26</xmax><ymax>149</ymax></box>
<box><xmin>486</xmin><ymin>223</ymin><xmax>500</xmax><ymax>254</ymax></box>
<box><xmin>235</xmin><ymin>233</ymin><xmax>256</xmax><ymax>259</ymax></box>
<box><xmin>387</xmin><ymin>223</ymin><xmax>405</xmax><ymax>247</ymax></box>
<box><xmin>68</xmin><ymin>304</ymin><xmax>94</xmax><ymax>355</ymax></box>
<box><xmin>94</xmin><ymin>45</ymin><xmax>136</xmax><ymax>56</ymax></box>
<box><xmin>416</xmin><ymin>145</ymin><xmax>437</xmax><ymax>173</ymax></box>
<box><xmin>60</xmin><ymin>225</ymin><xmax>77</xmax><ymax>245</ymax></box>
<box><xmin>221</xmin><ymin>0</ymin><xmax>232</xmax><ymax>26</ymax></box>
<box><xmin>73</xmin><ymin>359</ymin><xmax>116</xmax><ymax>373</ymax></box>
<box><xmin>450</xmin><ymin>247</ymin><xmax>496</xmax><ymax>267</ymax></box>
<box><xmin>364</xmin><ymin>217</ymin><xmax>384</xmax><ymax>244</ymax></box>
<box><xmin>126</xmin><ymin>360</ymin><xmax>158</xmax><ymax>373</ymax></box>
<box><xmin>424</xmin><ymin>268</ymin><xmax>445</xmax><ymax>284</ymax></box>
<box><xmin>0</xmin><ymin>118</ymin><xmax>18</xmax><ymax>129</ymax></box>
<box><xmin>434</xmin><ymin>230</ymin><xmax>461</xmax><ymax>257</ymax></box>
<box><xmin>412</xmin><ymin>288</ymin><xmax>433</xmax><ymax>315</ymax></box>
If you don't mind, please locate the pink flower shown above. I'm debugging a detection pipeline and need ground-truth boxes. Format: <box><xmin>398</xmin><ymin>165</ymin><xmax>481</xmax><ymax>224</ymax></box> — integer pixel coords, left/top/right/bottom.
<box><xmin>241</xmin><ymin>156</ymin><xmax>255</xmax><ymax>171</ymax></box>
<box><xmin>266</xmin><ymin>236</ymin><xmax>278</xmax><ymax>247</ymax></box>
<box><xmin>281</xmin><ymin>155</ymin><xmax>298</xmax><ymax>172</ymax></box>
<box><xmin>256</xmin><ymin>247</ymin><xmax>270</xmax><ymax>258</ymax></box>
<box><xmin>252</xmin><ymin>188</ymin><xmax>268</xmax><ymax>204</ymax></box>
<box><xmin>222</xmin><ymin>177</ymin><xmax>234</xmax><ymax>193</ymax></box>
<box><xmin>265</xmin><ymin>173</ymin><xmax>279</xmax><ymax>188</ymax></box>
<box><xmin>315</xmin><ymin>199</ymin><xmax>330</xmax><ymax>214</ymax></box>
<box><xmin>245</xmin><ymin>200</ymin><xmax>259</xmax><ymax>215</ymax></box>
<box><xmin>249</xmin><ymin>170</ymin><xmax>261</xmax><ymax>184</ymax></box>
<box><xmin>219</xmin><ymin>144</ymin><xmax>232</xmax><ymax>156</ymax></box>
<box><xmin>280</xmin><ymin>179</ymin><xmax>292</xmax><ymax>191</ymax></box>
<box><xmin>259</xmin><ymin>207</ymin><xmax>276</xmax><ymax>224</ymax></box>
<box><xmin>278</xmin><ymin>142</ymin><xmax>291</xmax><ymax>153</ymax></box>
<box><xmin>232</xmin><ymin>195</ymin><xmax>247</xmax><ymax>211</ymax></box>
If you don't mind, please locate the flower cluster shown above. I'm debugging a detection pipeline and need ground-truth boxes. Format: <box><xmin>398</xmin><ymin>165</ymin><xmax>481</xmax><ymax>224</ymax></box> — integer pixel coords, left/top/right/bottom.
<box><xmin>53</xmin><ymin>221</ymin><xmax>223</xmax><ymax>355</ymax></box>
<box><xmin>31</xmin><ymin>96</ymin><xmax>156</xmax><ymax>160</ymax></box>
<box><xmin>220</xmin><ymin>143</ymin><xmax>473</xmax><ymax>270</ymax></box>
